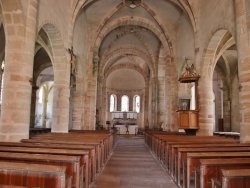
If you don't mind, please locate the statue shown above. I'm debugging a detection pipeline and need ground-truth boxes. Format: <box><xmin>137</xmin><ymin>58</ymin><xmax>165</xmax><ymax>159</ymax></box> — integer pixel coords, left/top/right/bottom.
<box><xmin>66</xmin><ymin>47</ymin><xmax>77</xmax><ymax>89</ymax></box>
<box><xmin>67</xmin><ymin>47</ymin><xmax>76</xmax><ymax>75</ymax></box>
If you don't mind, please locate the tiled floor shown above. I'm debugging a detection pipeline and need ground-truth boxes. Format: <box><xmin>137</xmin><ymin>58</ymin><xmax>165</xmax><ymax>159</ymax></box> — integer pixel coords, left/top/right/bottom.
<box><xmin>92</xmin><ymin>135</ymin><xmax>178</xmax><ymax>188</ymax></box>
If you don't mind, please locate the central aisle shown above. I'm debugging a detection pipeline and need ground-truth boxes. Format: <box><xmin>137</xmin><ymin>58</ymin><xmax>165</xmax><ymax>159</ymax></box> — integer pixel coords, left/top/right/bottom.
<box><xmin>92</xmin><ymin>135</ymin><xmax>178</xmax><ymax>188</ymax></box>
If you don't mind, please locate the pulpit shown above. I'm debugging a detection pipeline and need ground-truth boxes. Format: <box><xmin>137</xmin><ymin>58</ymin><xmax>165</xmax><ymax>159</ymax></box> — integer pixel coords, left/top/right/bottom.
<box><xmin>177</xmin><ymin>58</ymin><xmax>200</xmax><ymax>135</ymax></box>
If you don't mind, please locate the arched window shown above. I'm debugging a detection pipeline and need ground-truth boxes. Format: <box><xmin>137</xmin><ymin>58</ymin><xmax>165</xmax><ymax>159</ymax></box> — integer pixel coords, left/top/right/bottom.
<box><xmin>35</xmin><ymin>81</ymin><xmax>54</xmax><ymax>127</ymax></box>
<box><xmin>121</xmin><ymin>95</ymin><xmax>129</xmax><ymax>112</ymax></box>
<box><xmin>38</xmin><ymin>86</ymin><xmax>44</xmax><ymax>104</ymax></box>
<box><xmin>133</xmin><ymin>95</ymin><xmax>140</xmax><ymax>113</ymax></box>
<box><xmin>110</xmin><ymin>94</ymin><xmax>117</xmax><ymax>112</ymax></box>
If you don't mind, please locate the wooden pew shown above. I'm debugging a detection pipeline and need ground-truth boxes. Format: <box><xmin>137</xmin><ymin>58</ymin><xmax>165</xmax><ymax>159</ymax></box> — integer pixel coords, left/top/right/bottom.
<box><xmin>195</xmin><ymin>158</ymin><xmax>250</xmax><ymax>188</ymax></box>
<box><xmin>0</xmin><ymin>161</ymin><xmax>71</xmax><ymax>188</ymax></box>
<box><xmin>21</xmin><ymin>131</ymin><xmax>116</xmax><ymax>185</ymax></box>
<box><xmin>157</xmin><ymin>136</ymin><xmax>237</xmax><ymax>172</ymax></box>
<box><xmin>170</xmin><ymin>142</ymin><xmax>250</xmax><ymax>169</ymax></box>
<box><xmin>27</xmin><ymin>132</ymin><xmax>109</xmax><ymax>168</ymax></box>
<box><xmin>22</xmin><ymin>137</ymin><xmax>102</xmax><ymax>173</ymax></box>
<box><xmin>185</xmin><ymin>152</ymin><xmax>250</xmax><ymax>188</ymax></box>
<box><xmin>0</xmin><ymin>146</ymin><xmax>89</xmax><ymax>188</ymax></box>
<box><xmin>167</xmin><ymin>140</ymin><xmax>240</xmax><ymax>173</ymax></box>
<box><xmin>0</xmin><ymin>186</ymin><xmax>27</xmax><ymax>188</ymax></box>
<box><xmin>169</xmin><ymin>143</ymin><xmax>250</xmax><ymax>186</ymax></box>
<box><xmin>148</xmin><ymin>134</ymin><xmax>237</xmax><ymax>170</ymax></box>
<box><xmin>213</xmin><ymin>169</ymin><xmax>250</xmax><ymax>188</ymax></box>
<box><xmin>0</xmin><ymin>141</ymin><xmax>96</xmax><ymax>183</ymax></box>
<box><xmin>22</xmin><ymin>131</ymin><xmax>116</xmax><ymax>181</ymax></box>
<box><xmin>70</xmin><ymin>129</ymin><xmax>118</xmax><ymax>150</ymax></box>
<box><xmin>0</xmin><ymin>152</ymin><xmax>82</xmax><ymax>188</ymax></box>
<box><xmin>176</xmin><ymin>146</ymin><xmax>250</xmax><ymax>187</ymax></box>
<box><xmin>213</xmin><ymin>132</ymin><xmax>240</xmax><ymax>139</ymax></box>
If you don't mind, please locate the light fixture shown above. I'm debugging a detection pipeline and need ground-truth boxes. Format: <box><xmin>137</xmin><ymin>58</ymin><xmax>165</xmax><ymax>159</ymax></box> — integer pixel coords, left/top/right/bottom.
<box><xmin>129</xmin><ymin>0</ymin><xmax>136</xmax><ymax>9</ymax></box>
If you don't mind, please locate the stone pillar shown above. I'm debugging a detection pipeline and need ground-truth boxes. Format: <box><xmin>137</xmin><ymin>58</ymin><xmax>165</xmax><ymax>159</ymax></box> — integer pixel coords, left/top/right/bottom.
<box><xmin>151</xmin><ymin>77</ymin><xmax>158</xmax><ymax>127</ymax></box>
<box><xmin>0</xmin><ymin>0</ymin><xmax>38</xmax><ymax>141</ymax></box>
<box><xmin>234</xmin><ymin>0</ymin><xmax>250</xmax><ymax>142</ymax></box>
<box><xmin>30</xmin><ymin>86</ymin><xmax>39</xmax><ymax>128</ymax></box>
<box><xmin>197</xmin><ymin>78</ymin><xmax>214</xmax><ymax>136</ymax></box>
<box><xmin>69</xmin><ymin>91</ymin><xmax>84</xmax><ymax>130</ymax></box>
<box><xmin>158</xmin><ymin>77</ymin><xmax>165</xmax><ymax>126</ymax></box>
<box><xmin>144</xmin><ymin>84</ymin><xmax>149</xmax><ymax>127</ymax></box>
<box><xmin>83</xmin><ymin>81</ymin><xmax>97</xmax><ymax>130</ymax></box>
<box><xmin>96</xmin><ymin>76</ymin><xmax>103</xmax><ymax>125</ymax></box>
<box><xmin>52</xmin><ymin>86</ymin><xmax>70</xmax><ymax>132</ymax></box>
<box><xmin>129</xmin><ymin>94</ymin><xmax>133</xmax><ymax>112</ymax></box>
<box><xmin>117</xmin><ymin>94</ymin><xmax>121</xmax><ymax>111</ymax></box>
<box><xmin>102</xmin><ymin>86</ymin><xmax>107</xmax><ymax>126</ymax></box>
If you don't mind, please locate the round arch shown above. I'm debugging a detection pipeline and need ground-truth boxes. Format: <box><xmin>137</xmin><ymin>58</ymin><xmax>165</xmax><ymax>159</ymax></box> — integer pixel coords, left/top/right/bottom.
<box><xmin>37</xmin><ymin>22</ymin><xmax>70</xmax><ymax>132</ymax></box>
<box><xmin>104</xmin><ymin>63</ymin><xmax>149</xmax><ymax>84</ymax></box>
<box><xmin>101</xmin><ymin>45</ymin><xmax>155</xmax><ymax>77</ymax></box>
<box><xmin>198</xmin><ymin>28</ymin><xmax>237</xmax><ymax>136</ymax></box>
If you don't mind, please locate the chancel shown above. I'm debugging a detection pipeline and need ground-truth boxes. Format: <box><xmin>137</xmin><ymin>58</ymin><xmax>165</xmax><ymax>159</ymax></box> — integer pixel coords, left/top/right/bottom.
<box><xmin>0</xmin><ymin>0</ymin><xmax>250</xmax><ymax>187</ymax></box>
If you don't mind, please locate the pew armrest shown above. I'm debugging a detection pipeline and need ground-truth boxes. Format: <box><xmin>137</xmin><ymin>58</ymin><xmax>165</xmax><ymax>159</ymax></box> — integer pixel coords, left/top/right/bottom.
<box><xmin>211</xmin><ymin>178</ymin><xmax>222</xmax><ymax>188</ymax></box>
<box><xmin>66</xmin><ymin>176</ymin><xmax>72</xmax><ymax>188</ymax></box>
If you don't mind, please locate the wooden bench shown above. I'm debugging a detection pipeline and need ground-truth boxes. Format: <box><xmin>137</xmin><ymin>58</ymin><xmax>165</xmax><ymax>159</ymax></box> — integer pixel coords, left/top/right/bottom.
<box><xmin>0</xmin><ymin>152</ymin><xmax>82</xmax><ymax>188</ymax></box>
<box><xmin>0</xmin><ymin>161</ymin><xmax>71</xmax><ymax>188</ymax></box>
<box><xmin>22</xmin><ymin>131</ymin><xmax>116</xmax><ymax>180</ymax></box>
<box><xmin>195</xmin><ymin>158</ymin><xmax>250</xmax><ymax>188</ymax></box>
<box><xmin>213</xmin><ymin>132</ymin><xmax>240</xmax><ymax>139</ymax></box>
<box><xmin>32</xmin><ymin>132</ymin><xmax>111</xmax><ymax>152</ymax></box>
<box><xmin>0</xmin><ymin>146</ymin><xmax>89</xmax><ymax>188</ymax></box>
<box><xmin>147</xmin><ymin>134</ymin><xmax>237</xmax><ymax>170</ymax></box>
<box><xmin>22</xmin><ymin>137</ymin><xmax>103</xmax><ymax>173</ymax></box>
<box><xmin>170</xmin><ymin>142</ymin><xmax>250</xmax><ymax>170</ymax></box>
<box><xmin>0</xmin><ymin>186</ymin><xmax>27</xmax><ymax>188</ymax></box>
<box><xmin>212</xmin><ymin>169</ymin><xmax>250</xmax><ymax>188</ymax></box>
<box><xmin>169</xmin><ymin>143</ymin><xmax>250</xmax><ymax>186</ymax></box>
<box><xmin>26</xmin><ymin>132</ymin><xmax>109</xmax><ymax>169</ymax></box>
<box><xmin>167</xmin><ymin>140</ymin><xmax>240</xmax><ymax>173</ymax></box>
<box><xmin>21</xmin><ymin>131</ymin><xmax>117</xmax><ymax>186</ymax></box>
<box><xmin>0</xmin><ymin>141</ymin><xmax>96</xmax><ymax>184</ymax></box>
<box><xmin>176</xmin><ymin>146</ymin><xmax>250</xmax><ymax>187</ymax></box>
<box><xmin>157</xmin><ymin>136</ymin><xmax>237</xmax><ymax>172</ymax></box>
<box><xmin>184</xmin><ymin>152</ymin><xmax>250</xmax><ymax>188</ymax></box>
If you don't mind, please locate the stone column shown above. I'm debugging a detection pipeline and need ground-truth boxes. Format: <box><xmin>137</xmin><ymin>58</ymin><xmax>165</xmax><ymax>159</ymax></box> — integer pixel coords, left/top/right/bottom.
<box><xmin>158</xmin><ymin>77</ymin><xmax>165</xmax><ymax>126</ymax></box>
<box><xmin>117</xmin><ymin>94</ymin><xmax>121</xmax><ymax>111</ymax></box>
<box><xmin>234</xmin><ymin>0</ymin><xmax>250</xmax><ymax>142</ymax></box>
<box><xmin>0</xmin><ymin>0</ymin><xmax>38</xmax><ymax>141</ymax></box>
<box><xmin>96</xmin><ymin>76</ymin><xmax>103</xmax><ymax>125</ymax></box>
<box><xmin>144</xmin><ymin>84</ymin><xmax>149</xmax><ymax>127</ymax></box>
<box><xmin>151</xmin><ymin>77</ymin><xmax>158</xmax><ymax>128</ymax></box>
<box><xmin>30</xmin><ymin>86</ymin><xmax>39</xmax><ymax>128</ymax></box>
<box><xmin>129</xmin><ymin>94</ymin><xmax>133</xmax><ymax>112</ymax></box>
<box><xmin>196</xmin><ymin>79</ymin><xmax>214</xmax><ymax>136</ymax></box>
<box><xmin>102</xmin><ymin>86</ymin><xmax>107</xmax><ymax>127</ymax></box>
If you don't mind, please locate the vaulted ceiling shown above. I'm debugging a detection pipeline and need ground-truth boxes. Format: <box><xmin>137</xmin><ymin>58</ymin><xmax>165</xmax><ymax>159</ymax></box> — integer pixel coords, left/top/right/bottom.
<box><xmin>76</xmin><ymin>0</ymin><xmax>195</xmax><ymax>91</ymax></box>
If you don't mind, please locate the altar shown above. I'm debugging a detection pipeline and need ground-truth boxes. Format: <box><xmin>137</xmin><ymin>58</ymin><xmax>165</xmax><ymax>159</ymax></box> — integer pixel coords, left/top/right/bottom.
<box><xmin>115</xmin><ymin>124</ymin><xmax>138</xmax><ymax>135</ymax></box>
<box><xmin>111</xmin><ymin>111</ymin><xmax>138</xmax><ymax>135</ymax></box>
